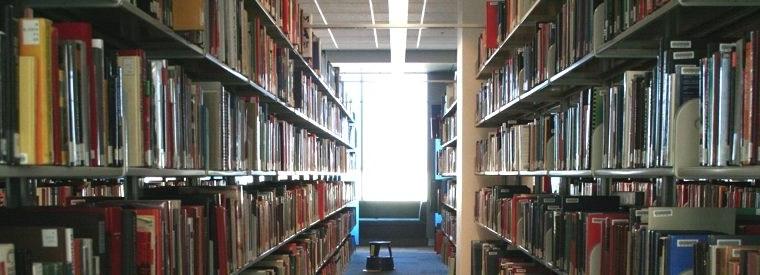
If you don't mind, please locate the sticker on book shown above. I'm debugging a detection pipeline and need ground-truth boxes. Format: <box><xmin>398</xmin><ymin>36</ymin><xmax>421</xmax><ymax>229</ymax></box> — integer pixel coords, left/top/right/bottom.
<box><xmin>652</xmin><ymin>209</ymin><xmax>673</xmax><ymax>217</ymax></box>
<box><xmin>676</xmin><ymin>239</ymin><xmax>700</xmax><ymax>247</ymax></box>
<box><xmin>670</xmin><ymin>41</ymin><xmax>692</xmax><ymax>49</ymax></box>
<box><xmin>41</xmin><ymin>229</ymin><xmax>58</xmax><ymax>247</ymax></box>
<box><xmin>716</xmin><ymin>239</ymin><xmax>741</xmax><ymax>246</ymax></box>
<box><xmin>21</xmin><ymin>20</ymin><xmax>40</xmax><ymax>45</ymax></box>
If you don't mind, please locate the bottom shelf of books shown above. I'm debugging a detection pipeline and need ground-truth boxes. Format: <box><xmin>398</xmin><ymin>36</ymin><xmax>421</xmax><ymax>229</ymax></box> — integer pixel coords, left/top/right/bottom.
<box><xmin>0</xmin><ymin>178</ymin><xmax>358</xmax><ymax>275</ymax></box>
<box><xmin>474</xmin><ymin>183</ymin><xmax>760</xmax><ymax>275</ymax></box>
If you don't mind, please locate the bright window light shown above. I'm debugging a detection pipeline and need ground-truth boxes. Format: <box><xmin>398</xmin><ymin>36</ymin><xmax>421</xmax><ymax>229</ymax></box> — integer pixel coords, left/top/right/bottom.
<box><xmin>361</xmin><ymin>73</ymin><xmax>428</xmax><ymax>201</ymax></box>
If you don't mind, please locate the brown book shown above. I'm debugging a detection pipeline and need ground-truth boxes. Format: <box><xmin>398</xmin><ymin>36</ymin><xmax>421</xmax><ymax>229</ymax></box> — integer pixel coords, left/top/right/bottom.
<box><xmin>0</xmin><ymin>226</ymin><xmax>73</xmax><ymax>271</ymax></box>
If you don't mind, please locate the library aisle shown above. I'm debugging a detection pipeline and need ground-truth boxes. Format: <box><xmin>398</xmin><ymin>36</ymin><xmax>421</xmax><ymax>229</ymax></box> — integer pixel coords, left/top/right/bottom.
<box><xmin>5</xmin><ymin>0</ymin><xmax>760</xmax><ymax>275</ymax></box>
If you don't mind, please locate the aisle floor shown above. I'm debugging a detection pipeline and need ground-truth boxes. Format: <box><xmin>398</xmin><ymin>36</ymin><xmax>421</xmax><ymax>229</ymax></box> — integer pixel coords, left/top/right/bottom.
<box><xmin>345</xmin><ymin>246</ymin><xmax>448</xmax><ymax>275</ymax></box>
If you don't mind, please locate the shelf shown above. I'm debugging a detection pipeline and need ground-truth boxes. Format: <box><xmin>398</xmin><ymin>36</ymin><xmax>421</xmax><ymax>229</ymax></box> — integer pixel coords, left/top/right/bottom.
<box><xmin>247</xmin><ymin>0</ymin><xmax>353</xmax><ymax>122</ymax></box>
<box><xmin>476</xmin><ymin>222</ymin><xmax>567</xmax><ymax>275</ymax></box>
<box><xmin>443</xmin><ymin>102</ymin><xmax>457</xmax><ymax>118</ymax></box>
<box><xmin>476</xmin><ymin>171</ymin><xmax>520</xmax><ymax>176</ymax></box>
<box><xmin>0</xmin><ymin>165</ymin><xmax>125</xmax><ymax>178</ymax></box>
<box><xmin>314</xmin><ymin>234</ymin><xmax>352</xmax><ymax>274</ymax></box>
<box><xmin>439</xmin><ymin>172</ymin><xmax>457</xmax><ymax>178</ymax></box>
<box><xmin>442</xmin><ymin>231</ymin><xmax>456</xmax><ymax>245</ymax></box>
<box><xmin>232</xmin><ymin>202</ymin><xmax>354</xmax><ymax>275</ymax></box>
<box><xmin>441</xmin><ymin>137</ymin><xmax>458</xmax><ymax>148</ymax></box>
<box><xmin>520</xmin><ymin>170</ymin><xmax>548</xmax><ymax>176</ymax></box>
<box><xmin>126</xmin><ymin>168</ymin><xmax>207</xmax><ymax>177</ymax></box>
<box><xmin>677</xmin><ymin>166</ymin><xmax>760</xmax><ymax>180</ymax></box>
<box><xmin>547</xmin><ymin>170</ymin><xmax>594</xmax><ymax>177</ymax></box>
<box><xmin>596</xmin><ymin>0</ymin><xmax>760</xmax><ymax>59</ymax></box>
<box><xmin>594</xmin><ymin>168</ymin><xmax>674</xmax><ymax>178</ymax></box>
<box><xmin>25</xmin><ymin>0</ymin><xmax>353</xmax><ymax>149</ymax></box>
<box><xmin>476</xmin><ymin>0</ymin><xmax>561</xmax><ymax>79</ymax></box>
<box><xmin>441</xmin><ymin>202</ymin><xmax>457</xmax><ymax>212</ymax></box>
<box><xmin>275</xmin><ymin>171</ymin><xmax>346</xmax><ymax>181</ymax></box>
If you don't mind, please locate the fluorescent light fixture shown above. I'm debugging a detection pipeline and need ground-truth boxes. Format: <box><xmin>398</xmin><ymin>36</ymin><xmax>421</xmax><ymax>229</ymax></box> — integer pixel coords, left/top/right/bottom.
<box><xmin>369</xmin><ymin>0</ymin><xmax>379</xmax><ymax>48</ymax></box>
<box><xmin>314</xmin><ymin>0</ymin><xmax>338</xmax><ymax>49</ymax></box>
<box><xmin>313</xmin><ymin>0</ymin><xmax>329</xmax><ymax>24</ymax></box>
<box><xmin>327</xmin><ymin>28</ymin><xmax>339</xmax><ymax>48</ymax></box>
<box><xmin>388</xmin><ymin>0</ymin><xmax>409</xmax><ymax>66</ymax></box>
<box><xmin>416</xmin><ymin>0</ymin><xmax>427</xmax><ymax>48</ymax></box>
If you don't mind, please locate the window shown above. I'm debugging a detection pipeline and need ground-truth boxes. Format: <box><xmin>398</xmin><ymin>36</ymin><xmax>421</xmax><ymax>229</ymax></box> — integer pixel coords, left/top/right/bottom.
<box><xmin>346</xmin><ymin>73</ymin><xmax>429</xmax><ymax>202</ymax></box>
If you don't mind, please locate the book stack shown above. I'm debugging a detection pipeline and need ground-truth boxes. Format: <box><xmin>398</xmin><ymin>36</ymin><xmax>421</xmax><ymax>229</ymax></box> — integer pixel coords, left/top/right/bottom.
<box><xmin>245</xmin><ymin>210</ymin><xmax>355</xmax><ymax>274</ymax></box>
<box><xmin>476</xmin><ymin>122</ymin><xmax>531</xmax><ymax>173</ymax></box>
<box><xmin>441</xmin><ymin>116</ymin><xmax>456</xmax><ymax>145</ymax></box>
<box><xmin>434</xmin><ymin>229</ymin><xmax>456</xmax><ymax>271</ymax></box>
<box><xmin>0</xmin><ymin>178</ymin><xmax>354</xmax><ymax>275</ymax></box>
<box><xmin>676</xmin><ymin>180</ymin><xmax>760</xmax><ymax>208</ymax></box>
<box><xmin>478</xmin><ymin>0</ymin><xmax>538</xmax><ymax>68</ymax></box>
<box><xmin>439</xmin><ymin>180</ymin><xmax>457</xmax><ymax>209</ymax></box>
<box><xmin>437</xmin><ymin>147</ymin><xmax>456</xmax><ymax>175</ymax></box>
<box><xmin>602</xmin><ymin>0</ymin><xmax>673</xmax><ymax>43</ymax></box>
<box><xmin>295</xmin><ymin>72</ymin><xmax>350</xmax><ymax>138</ymax></box>
<box><xmin>34</xmin><ymin>179</ymin><xmax>125</xmax><ymax>206</ymax></box>
<box><xmin>471</xmin><ymin>240</ymin><xmax>553</xmax><ymax>275</ymax></box>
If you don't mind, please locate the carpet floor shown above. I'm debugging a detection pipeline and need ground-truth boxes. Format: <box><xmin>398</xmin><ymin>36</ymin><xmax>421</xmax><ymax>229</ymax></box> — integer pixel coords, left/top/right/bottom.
<box><xmin>345</xmin><ymin>246</ymin><xmax>449</xmax><ymax>275</ymax></box>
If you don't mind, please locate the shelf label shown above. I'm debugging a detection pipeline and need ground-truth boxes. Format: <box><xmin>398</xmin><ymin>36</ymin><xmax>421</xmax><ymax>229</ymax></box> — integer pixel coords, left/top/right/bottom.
<box><xmin>670</xmin><ymin>41</ymin><xmax>692</xmax><ymax>49</ymax></box>
<box><xmin>717</xmin><ymin>239</ymin><xmax>741</xmax><ymax>246</ymax></box>
<box><xmin>673</xmin><ymin>51</ymin><xmax>695</xmax><ymax>60</ymax></box>
<box><xmin>565</xmin><ymin>198</ymin><xmax>579</xmax><ymax>203</ymax></box>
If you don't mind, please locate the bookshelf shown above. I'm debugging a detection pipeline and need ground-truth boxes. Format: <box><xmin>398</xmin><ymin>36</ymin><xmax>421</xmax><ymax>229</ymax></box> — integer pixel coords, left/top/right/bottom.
<box><xmin>0</xmin><ymin>0</ymin><xmax>359</xmax><ymax>274</ymax></box>
<box><xmin>441</xmin><ymin>137</ymin><xmax>458</xmax><ymax>148</ymax></box>
<box><xmin>465</xmin><ymin>0</ymin><xmax>760</xmax><ymax>274</ymax></box>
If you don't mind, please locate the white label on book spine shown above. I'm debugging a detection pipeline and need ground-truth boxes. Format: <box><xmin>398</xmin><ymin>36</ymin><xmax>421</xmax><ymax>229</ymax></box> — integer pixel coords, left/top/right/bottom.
<box><xmin>720</xmin><ymin>43</ymin><xmax>737</xmax><ymax>52</ymax></box>
<box><xmin>673</xmin><ymin>51</ymin><xmax>695</xmax><ymax>60</ymax></box>
<box><xmin>543</xmin><ymin>198</ymin><xmax>556</xmax><ymax>203</ymax></box>
<box><xmin>717</xmin><ymin>239</ymin><xmax>742</xmax><ymax>246</ymax></box>
<box><xmin>733</xmin><ymin>248</ymin><xmax>742</xmax><ymax>258</ymax></box>
<box><xmin>547</xmin><ymin>205</ymin><xmax>560</xmax><ymax>211</ymax></box>
<box><xmin>635</xmin><ymin>209</ymin><xmax>647</xmax><ymax>217</ymax></box>
<box><xmin>565</xmin><ymin>198</ymin><xmax>579</xmax><ymax>203</ymax></box>
<box><xmin>652</xmin><ymin>209</ymin><xmax>673</xmax><ymax>217</ymax></box>
<box><xmin>756</xmin><ymin>208</ymin><xmax>760</xmax><ymax>215</ymax></box>
<box><xmin>592</xmin><ymin>218</ymin><xmax>606</xmax><ymax>224</ymax></box>
<box><xmin>681</xmin><ymin>66</ymin><xmax>701</xmax><ymax>75</ymax></box>
<box><xmin>21</xmin><ymin>20</ymin><xmax>40</xmax><ymax>45</ymax></box>
<box><xmin>670</xmin><ymin>41</ymin><xmax>692</xmax><ymax>49</ymax></box>
<box><xmin>41</xmin><ymin>229</ymin><xmax>58</xmax><ymax>247</ymax></box>
<box><xmin>676</xmin><ymin>239</ymin><xmax>700</xmax><ymax>247</ymax></box>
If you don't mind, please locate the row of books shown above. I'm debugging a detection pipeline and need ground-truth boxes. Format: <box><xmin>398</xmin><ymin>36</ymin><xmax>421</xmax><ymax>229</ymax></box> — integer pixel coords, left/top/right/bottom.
<box><xmin>477</xmin><ymin>0</ymin><xmax>596</xmax><ymax>120</ymax></box>
<box><xmin>295</xmin><ymin>72</ymin><xmax>350</xmax><ymax>139</ymax></box>
<box><xmin>434</xmin><ymin>229</ymin><xmax>456</xmax><ymax>275</ymax></box>
<box><xmin>34</xmin><ymin>179</ymin><xmax>125</xmax><ymax>207</ymax></box>
<box><xmin>476</xmin><ymin>87</ymin><xmax>597</xmax><ymax>173</ymax></box>
<box><xmin>1</xmin><ymin>13</ymin><xmax>351</xmax><ymax>167</ymax></box>
<box><xmin>475</xmin><ymin>185</ymin><xmax>760</xmax><ymax>275</ymax></box>
<box><xmin>0</xmin><ymin>179</ymin><xmax>354</xmax><ymax>275</ymax></box>
<box><xmin>438</xmin><ymin>180</ymin><xmax>457</xmax><ymax>210</ymax></box>
<box><xmin>441</xmin><ymin>116</ymin><xmax>456</xmax><ymax>145</ymax></box>
<box><xmin>240</xmin><ymin>210</ymin><xmax>355</xmax><ymax>274</ymax></box>
<box><xmin>258</xmin><ymin>0</ymin><xmax>350</xmax><ymax>108</ymax></box>
<box><xmin>444</xmin><ymin>83</ymin><xmax>456</xmax><ymax>111</ymax></box>
<box><xmin>471</xmin><ymin>241</ymin><xmax>554</xmax><ymax>275</ymax></box>
<box><xmin>437</xmin><ymin>147</ymin><xmax>456</xmax><ymax>175</ymax></box>
<box><xmin>258</xmin><ymin>115</ymin><xmax>349</xmax><ymax>173</ymax></box>
<box><xmin>440</xmin><ymin>208</ymin><xmax>456</xmax><ymax>244</ymax></box>
<box><xmin>478</xmin><ymin>0</ymin><xmax>537</xmax><ymax>67</ymax></box>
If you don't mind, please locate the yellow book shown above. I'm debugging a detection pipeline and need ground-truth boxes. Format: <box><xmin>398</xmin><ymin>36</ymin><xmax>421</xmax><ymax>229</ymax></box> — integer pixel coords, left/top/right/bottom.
<box><xmin>18</xmin><ymin>56</ymin><xmax>36</xmax><ymax>164</ymax></box>
<box><xmin>19</xmin><ymin>18</ymin><xmax>53</xmax><ymax>165</ymax></box>
<box><xmin>117</xmin><ymin>55</ymin><xmax>144</xmax><ymax>167</ymax></box>
<box><xmin>172</xmin><ymin>0</ymin><xmax>205</xmax><ymax>31</ymax></box>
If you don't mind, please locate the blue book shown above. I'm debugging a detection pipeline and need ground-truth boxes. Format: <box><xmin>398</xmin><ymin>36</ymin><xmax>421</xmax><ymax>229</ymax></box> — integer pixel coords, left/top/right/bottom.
<box><xmin>667</xmin><ymin>234</ymin><xmax>709</xmax><ymax>275</ymax></box>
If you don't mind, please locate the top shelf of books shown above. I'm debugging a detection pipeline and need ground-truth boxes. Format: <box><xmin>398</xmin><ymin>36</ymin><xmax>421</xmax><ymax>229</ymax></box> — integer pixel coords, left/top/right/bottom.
<box><xmin>476</xmin><ymin>0</ymin><xmax>760</xmax><ymax>80</ymax></box>
<box><xmin>25</xmin><ymin>0</ymin><xmax>354</xmax><ymax>122</ymax></box>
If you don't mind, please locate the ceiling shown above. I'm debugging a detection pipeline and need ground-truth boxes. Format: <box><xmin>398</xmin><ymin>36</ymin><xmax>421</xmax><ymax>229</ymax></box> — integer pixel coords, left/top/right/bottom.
<box><xmin>299</xmin><ymin>0</ymin><xmax>459</xmax><ymax>50</ymax></box>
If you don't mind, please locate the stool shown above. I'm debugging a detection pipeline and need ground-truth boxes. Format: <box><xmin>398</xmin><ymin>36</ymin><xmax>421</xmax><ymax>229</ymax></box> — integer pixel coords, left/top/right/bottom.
<box><xmin>364</xmin><ymin>241</ymin><xmax>395</xmax><ymax>272</ymax></box>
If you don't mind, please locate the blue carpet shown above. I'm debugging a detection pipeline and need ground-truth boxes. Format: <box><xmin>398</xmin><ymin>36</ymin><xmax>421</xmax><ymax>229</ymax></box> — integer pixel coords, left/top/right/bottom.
<box><xmin>345</xmin><ymin>246</ymin><xmax>449</xmax><ymax>275</ymax></box>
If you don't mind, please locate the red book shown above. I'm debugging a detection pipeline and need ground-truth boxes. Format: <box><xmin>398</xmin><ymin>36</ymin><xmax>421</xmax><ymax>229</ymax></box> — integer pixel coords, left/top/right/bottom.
<box><xmin>484</xmin><ymin>1</ymin><xmax>499</xmax><ymax>49</ymax></box>
<box><xmin>509</xmin><ymin>195</ymin><xmax>534</xmax><ymax>241</ymax></box>
<box><xmin>281</xmin><ymin>0</ymin><xmax>290</xmax><ymax>35</ymax></box>
<box><xmin>55</xmin><ymin>22</ymin><xmax>98</xmax><ymax>166</ymax></box>
<box><xmin>585</xmin><ymin>212</ymin><xmax>626</xmax><ymax>275</ymax></box>
<box><xmin>316</xmin><ymin>181</ymin><xmax>326</xmax><ymax>219</ymax></box>
<box><xmin>134</xmin><ymin>208</ymin><xmax>163</xmax><ymax>275</ymax></box>
<box><xmin>72</xmin><ymin>238</ymin><xmax>82</xmax><ymax>275</ymax></box>
<box><xmin>183</xmin><ymin>206</ymin><xmax>206</xmax><ymax>275</ymax></box>
<box><xmin>215</xmin><ymin>205</ymin><xmax>229</xmax><ymax>275</ymax></box>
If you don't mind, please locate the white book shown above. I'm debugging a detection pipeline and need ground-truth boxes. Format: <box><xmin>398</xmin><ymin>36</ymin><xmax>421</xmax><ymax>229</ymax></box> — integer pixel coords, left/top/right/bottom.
<box><xmin>0</xmin><ymin>243</ymin><xmax>15</xmax><ymax>275</ymax></box>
